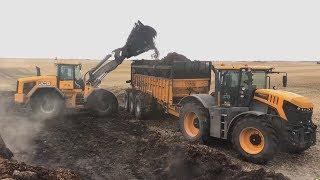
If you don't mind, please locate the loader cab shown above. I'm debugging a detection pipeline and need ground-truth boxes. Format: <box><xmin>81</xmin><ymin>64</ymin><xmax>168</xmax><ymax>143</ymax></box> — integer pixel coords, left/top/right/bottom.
<box><xmin>214</xmin><ymin>65</ymin><xmax>272</xmax><ymax>107</ymax></box>
<box><xmin>56</xmin><ymin>63</ymin><xmax>84</xmax><ymax>90</ymax></box>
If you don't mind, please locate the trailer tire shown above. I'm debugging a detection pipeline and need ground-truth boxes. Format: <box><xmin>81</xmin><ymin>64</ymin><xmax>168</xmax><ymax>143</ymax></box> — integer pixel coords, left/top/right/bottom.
<box><xmin>30</xmin><ymin>91</ymin><xmax>64</xmax><ymax>119</ymax></box>
<box><xmin>128</xmin><ymin>92</ymin><xmax>136</xmax><ymax>115</ymax></box>
<box><xmin>124</xmin><ymin>90</ymin><xmax>130</xmax><ymax>112</ymax></box>
<box><xmin>135</xmin><ymin>94</ymin><xmax>147</xmax><ymax>119</ymax></box>
<box><xmin>179</xmin><ymin>102</ymin><xmax>209</xmax><ymax>144</ymax></box>
<box><xmin>87</xmin><ymin>89</ymin><xmax>118</xmax><ymax>116</ymax></box>
<box><xmin>231</xmin><ymin>116</ymin><xmax>279</xmax><ymax>164</ymax></box>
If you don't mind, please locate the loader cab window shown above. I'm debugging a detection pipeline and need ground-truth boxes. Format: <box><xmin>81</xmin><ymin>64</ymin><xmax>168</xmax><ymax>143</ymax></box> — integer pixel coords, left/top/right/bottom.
<box><xmin>58</xmin><ymin>65</ymin><xmax>74</xmax><ymax>80</ymax></box>
<box><xmin>74</xmin><ymin>65</ymin><xmax>82</xmax><ymax>81</ymax></box>
<box><xmin>74</xmin><ymin>65</ymin><xmax>84</xmax><ymax>89</ymax></box>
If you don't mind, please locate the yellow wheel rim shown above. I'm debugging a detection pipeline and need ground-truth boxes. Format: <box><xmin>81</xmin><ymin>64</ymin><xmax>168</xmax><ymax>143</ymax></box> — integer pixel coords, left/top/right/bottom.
<box><xmin>184</xmin><ymin>112</ymin><xmax>199</xmax><ymax>137</ymax></box>
<box><xmin>239</xmin><ymin>127</ymin><xmax>264</xmax><ymax>155</ymax></box>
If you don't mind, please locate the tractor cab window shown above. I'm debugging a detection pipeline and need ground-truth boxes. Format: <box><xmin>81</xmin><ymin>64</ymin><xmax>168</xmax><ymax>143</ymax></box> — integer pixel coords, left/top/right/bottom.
<box><xmin>241</xmin><ymin>70</ymin><xmax>267</xmax><ymax>89</ymax></box>
<box><xmin>219</xmin><ymin>70</ymin><xmax>240</xmax><ymax>107</ymax></box>
<box><xmin>238</xmin><ymin>69</ymin><xmax>267</xmax><ymax>106</ymax></box>
<box><xmin>58</xmin><ymin>65</ymin><xmax>74</xmax><ymax>80</ymax></box>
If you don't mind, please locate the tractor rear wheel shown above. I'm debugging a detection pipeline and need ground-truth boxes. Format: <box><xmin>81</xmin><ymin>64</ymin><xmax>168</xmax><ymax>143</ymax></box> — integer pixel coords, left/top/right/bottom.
<box><xmin>231</xmin><ymin>116</ymin><xmax>279</xmax><ymax>164</ymax></box>
<box><xmin>179</xmin><ymin>102</ymin><xmax>209</xmax><ymax>144</ymax></box>
<box><xmin>87</xmin><ymin>89</ymin><xmax>118</xmax><ymax>116</ymax></box>
<box><xmin>30</xmin><ymin>91</ymin><xmax>64</xmax><ymax>119</ymax></box>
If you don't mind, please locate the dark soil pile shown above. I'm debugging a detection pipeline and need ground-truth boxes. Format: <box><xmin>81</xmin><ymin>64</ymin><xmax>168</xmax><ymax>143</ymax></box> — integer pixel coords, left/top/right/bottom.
<box><xmin>161</xmin><ymin>52</ymin><xmax>191</xmax><ymax>63</ymax></box>
<box><xmin>0</xmin><ymin>157</ymin><xmax>80</xmax><ymax>180</ymax></box>
<box><xmin>0</xmin><ymin>91</ymin><xmax>289</xmax><ymax>179</ymax></box>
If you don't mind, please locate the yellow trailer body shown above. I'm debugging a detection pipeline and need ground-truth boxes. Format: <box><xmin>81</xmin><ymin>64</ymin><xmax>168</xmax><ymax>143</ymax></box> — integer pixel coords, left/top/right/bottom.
<box><xmin>131</xmin><ymin>74</ymin><xmax>210</xmax><ymax>116</ymax></box>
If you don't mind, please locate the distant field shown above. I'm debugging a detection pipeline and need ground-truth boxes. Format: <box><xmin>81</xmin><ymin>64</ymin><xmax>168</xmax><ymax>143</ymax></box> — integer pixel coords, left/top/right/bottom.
<box><xmin>1</xmin><ymin>58</ymin><xmax>320</xmax><ymax>120</ymax></box>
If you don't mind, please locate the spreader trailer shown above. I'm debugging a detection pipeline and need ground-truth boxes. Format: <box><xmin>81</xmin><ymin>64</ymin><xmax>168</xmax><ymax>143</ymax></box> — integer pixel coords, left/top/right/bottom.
<box><xmin>124</xmin><ymin>60</ymin><xmax>317</xmax><ymax>163</ymax></box>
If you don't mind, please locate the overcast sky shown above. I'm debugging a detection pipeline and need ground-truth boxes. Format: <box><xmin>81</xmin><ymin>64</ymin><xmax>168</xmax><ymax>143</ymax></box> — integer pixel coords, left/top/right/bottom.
<box><xmin>0</xmin><ymin>0</ymin><xmax>319</xmax><ymax>61</ymax></box>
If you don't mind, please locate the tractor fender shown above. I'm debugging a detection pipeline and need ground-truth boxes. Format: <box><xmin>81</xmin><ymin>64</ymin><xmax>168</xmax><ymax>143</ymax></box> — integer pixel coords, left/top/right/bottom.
<box><xmin>178</xmin><ymin>94</ymin><xmax>215</xmax><ymax>109</ymax></box>
<box><xmin>227</xmin><ymin>111</ymin><xmax>267</xmax><ymax>140</ymax></box>
<box><xmin>27</xmin><ymin>87</ymin><xmax>64</xmax><ymax>103</ymax></box>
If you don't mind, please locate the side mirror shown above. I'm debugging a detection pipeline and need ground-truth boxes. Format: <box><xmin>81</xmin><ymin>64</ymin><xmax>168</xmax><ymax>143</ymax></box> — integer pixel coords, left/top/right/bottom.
<box><xmin>282</xmin><ymin>75</ymin><xmax>288</xmax><ymax>87</ymax></box>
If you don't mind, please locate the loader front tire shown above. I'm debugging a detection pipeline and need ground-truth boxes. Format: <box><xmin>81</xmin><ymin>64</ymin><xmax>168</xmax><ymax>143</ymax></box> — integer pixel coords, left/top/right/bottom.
<box><xmin>231</xmin><ymin>116</ymin><xmax>279</xmax><ymax>164</ymax></box>
<box><xmin>179</xmin><ymin>102</ymin><xmax>209</xmax><ymax>144</ymax></box>
<box><xmin>87</xmin><ymin>89</ymin><xmax>118</xmax><ymax>116</ymax></box>
<box><xmin>30</xmin><ymin>91</ymin><xmax>64</xmax><ymax>119</ymax></box>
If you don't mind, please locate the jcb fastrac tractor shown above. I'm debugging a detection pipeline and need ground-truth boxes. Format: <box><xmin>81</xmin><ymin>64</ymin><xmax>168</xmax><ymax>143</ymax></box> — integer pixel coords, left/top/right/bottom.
<box><xmin>14</xmin><ymin>21</ymin><xmax>158</xmax><ymax>118</ymax></box>
<box><xmin>126</xmin><ymin>60</ymin><xmax>317</xmax><ymax>163</ymax></box>
<box><xmin>181</xmin><ymin>65</ymin><xmax>317</xmax><ymax>163</ymax></box>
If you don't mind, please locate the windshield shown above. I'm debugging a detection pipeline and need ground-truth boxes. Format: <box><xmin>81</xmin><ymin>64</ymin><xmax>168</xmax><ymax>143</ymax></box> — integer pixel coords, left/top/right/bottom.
<box><xmin>241</xmin><ymin>70</ymin><xmax>267</xmax><ymax>89</ymax></box>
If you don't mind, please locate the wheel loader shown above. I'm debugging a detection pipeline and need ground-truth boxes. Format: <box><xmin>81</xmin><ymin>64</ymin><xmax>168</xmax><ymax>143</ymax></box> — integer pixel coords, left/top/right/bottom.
<box><xmin>14</xmin><ymin>21</ymin><xmax>158</xmax><ymax>118</ymax></box>
<box><xmin>125</xmin><ymin>60</ymin><xmax>317</xmax><ymax>163</ymax></box>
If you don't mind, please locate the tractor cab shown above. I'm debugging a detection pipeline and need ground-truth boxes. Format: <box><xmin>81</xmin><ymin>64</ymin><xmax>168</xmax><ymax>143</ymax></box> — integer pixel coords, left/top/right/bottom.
<box><xmin>55</xmin><ymin>62</ymin><xmax>84</xmax><ymax>89</ymax></box>
<box><xmin>213</xmin><ymin>65</ymin><xmax>287</xmax><ymax>107</ymax></box>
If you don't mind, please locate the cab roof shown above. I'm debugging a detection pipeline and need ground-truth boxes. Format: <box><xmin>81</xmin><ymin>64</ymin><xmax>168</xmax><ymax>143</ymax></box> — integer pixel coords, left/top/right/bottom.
<box><xmin>213</xmin><ymin>64</ymin><xmax>274</xmax><ymax>71</ymax></box>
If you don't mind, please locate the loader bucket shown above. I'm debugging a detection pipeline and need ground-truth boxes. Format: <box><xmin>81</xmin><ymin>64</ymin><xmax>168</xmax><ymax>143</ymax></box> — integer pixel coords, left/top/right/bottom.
<box><xmin>114</xmin><ymin>21</ymin><xmax>158</xmax><ymax>62</ymax></box>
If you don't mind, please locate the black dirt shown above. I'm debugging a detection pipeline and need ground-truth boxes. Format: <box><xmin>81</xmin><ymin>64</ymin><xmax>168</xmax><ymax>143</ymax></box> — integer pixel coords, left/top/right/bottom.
<box><xmin>0</xmin><ymin>157</ymin><xmax>80</xmax><ymax>180</ymax></box>
<box><xmin>161</xmin><ymin>52</ymin><xmax>191</xmax><ymax>63</ymax></box>
<box><xmin>114</xmin><ymin>20</ymin><xmax>159</xmax><ymax>62</ymax></box>
<box><xmin>0</xmin><ymin>91</ymin><xmax>289</xmax><ymax>179</ymax></box>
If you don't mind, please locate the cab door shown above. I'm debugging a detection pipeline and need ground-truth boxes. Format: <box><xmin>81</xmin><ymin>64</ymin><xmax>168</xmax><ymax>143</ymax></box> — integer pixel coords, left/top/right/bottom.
<box><xmin>215</xmin><ymin>70</ymin><xmax>241</xmax><ymax>107</ymax></box>
<box><xmin>58</xmin><ymin>65</ymin><xmax>75</xmax><ymax>90</ymax></box>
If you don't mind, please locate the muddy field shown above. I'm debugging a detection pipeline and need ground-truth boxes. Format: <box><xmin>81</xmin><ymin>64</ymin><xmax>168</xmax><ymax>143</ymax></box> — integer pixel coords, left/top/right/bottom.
<box><xmin>0</xmin><ymin>59</ymin><xmax>320</xmax><ymax>179</ymax></box>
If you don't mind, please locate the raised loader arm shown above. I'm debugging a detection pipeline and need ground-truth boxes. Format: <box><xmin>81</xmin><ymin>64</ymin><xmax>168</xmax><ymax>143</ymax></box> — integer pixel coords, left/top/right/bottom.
<box><xmin>86</xmin><ymin>21</ymin><xmax>158</xmax><ymax>87</ymax></box>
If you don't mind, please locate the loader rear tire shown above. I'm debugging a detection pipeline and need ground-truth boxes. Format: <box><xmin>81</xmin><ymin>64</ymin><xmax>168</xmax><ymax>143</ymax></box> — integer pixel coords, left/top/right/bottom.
<box><xmin>87</xmin><ymin>89</ymin><xmax>118</xmax><ymax>116</ymax></box>
<box><xmin>231</xmin><ymin>116</ymin><xmax>279</xmax><ymax>164</ymax></box>
<box><xmin>179</xmin><ymin>102</ymin><xmax>209</xmax><ymax>144</ymax></box>
<box><xmin>30</xmin><ymin>91</ymin><xmax>64</xmax><ymax>119</ymax></box>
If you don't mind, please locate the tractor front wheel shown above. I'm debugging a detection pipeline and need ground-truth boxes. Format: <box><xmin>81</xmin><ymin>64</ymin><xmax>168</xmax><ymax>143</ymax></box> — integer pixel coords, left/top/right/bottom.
<box><xmin>231</xmin><ymin>116</ymin><xmax>279</xmax><ymax>164</ymax></box>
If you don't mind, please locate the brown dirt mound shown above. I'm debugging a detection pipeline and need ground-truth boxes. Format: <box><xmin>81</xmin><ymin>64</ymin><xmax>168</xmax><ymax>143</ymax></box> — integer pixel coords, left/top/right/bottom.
<box><xmin>0</xmin><ymin>157</ymin><xmax>80</xmax><ymax>180</ymax></box>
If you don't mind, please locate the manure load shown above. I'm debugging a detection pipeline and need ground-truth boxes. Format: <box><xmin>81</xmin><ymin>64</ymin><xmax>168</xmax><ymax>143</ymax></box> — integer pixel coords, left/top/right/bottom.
<box><xmin>131</xmin><ymin>60</ymin><xmax>211</xmax><ymax>79</ymax></box>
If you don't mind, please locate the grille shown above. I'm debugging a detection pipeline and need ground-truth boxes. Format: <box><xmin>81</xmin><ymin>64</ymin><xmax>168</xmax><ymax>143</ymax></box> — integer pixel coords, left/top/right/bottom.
<box><xmin>283</xmin><ymin>100</ymin><xmax>312</xmax><ymax>125</ymax></box>
<box><xmin>23</xmin><ymin>82</ymin><xmax>36</xmax><ymax>94</ymax></box>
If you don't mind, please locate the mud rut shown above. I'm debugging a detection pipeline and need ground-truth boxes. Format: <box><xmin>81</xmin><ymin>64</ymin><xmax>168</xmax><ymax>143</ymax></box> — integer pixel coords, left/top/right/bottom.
<box><xmin>0</xmin><ymin>91</ymin><xmax>287</xmax><ymax>179</ymax></box>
